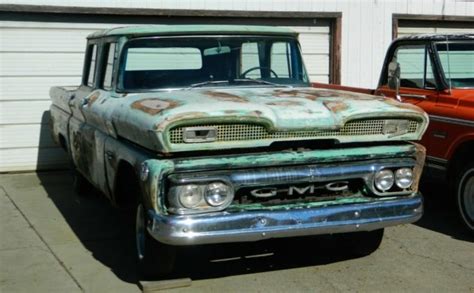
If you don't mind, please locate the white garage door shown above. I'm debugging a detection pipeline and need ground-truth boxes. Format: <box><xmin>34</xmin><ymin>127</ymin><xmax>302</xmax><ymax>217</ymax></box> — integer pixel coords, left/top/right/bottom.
<box><xmin>0</xmin><ymin>20</ymin><xmax>330</xmax><ymax>172</ymax></box>
<box><xmin>398</xmin><ymin>25</ymin><xmax>474</xmax><ymax>37</ymax></box>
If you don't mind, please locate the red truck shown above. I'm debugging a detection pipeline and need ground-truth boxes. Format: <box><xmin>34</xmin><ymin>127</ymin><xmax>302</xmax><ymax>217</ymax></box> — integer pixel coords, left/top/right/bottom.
<box><xmin>315</xmin><ymin>34</ymin><xmax>474</xmax><ymax>232</ymax></box>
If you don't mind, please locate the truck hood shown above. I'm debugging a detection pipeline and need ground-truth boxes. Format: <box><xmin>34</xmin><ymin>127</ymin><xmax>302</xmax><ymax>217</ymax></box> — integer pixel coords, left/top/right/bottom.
<box><xmin>112</xmin><ymin>87</ymin><xmax>428</xmax><ymax>152</ymax></box>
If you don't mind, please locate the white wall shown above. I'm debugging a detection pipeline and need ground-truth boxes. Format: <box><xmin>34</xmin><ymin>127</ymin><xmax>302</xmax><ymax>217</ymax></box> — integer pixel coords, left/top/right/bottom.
<box><xmin>3</xmin><ymin>0</ymin><xmax>473</xmax><ymax>88</ymax></box>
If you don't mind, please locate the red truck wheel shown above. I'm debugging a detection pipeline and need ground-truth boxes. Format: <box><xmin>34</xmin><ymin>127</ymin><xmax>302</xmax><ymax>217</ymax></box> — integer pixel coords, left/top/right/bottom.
<box><xmin>135</xmin><ymin>203</ymin><xmax>176</xmax><ymax>279</ymax></box>
<box><xmin>456</xmin><ymin>163</ymin><xmax>474</xmax><ymax>232</ymax></box>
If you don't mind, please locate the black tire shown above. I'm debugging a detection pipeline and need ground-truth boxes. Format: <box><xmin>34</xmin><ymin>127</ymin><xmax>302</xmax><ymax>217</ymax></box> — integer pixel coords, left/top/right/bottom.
<box><xmin>455</xmin><ymin>162</ymin><xmax>474</xmax><ymax>233</ymax></box>
<box><xmin>336</xmin><ymin>229</ymin><xmax>384</xmax><ymax>256</ymax></box>
<box><xmin>135</xmin><ymin>203</ymin><xmax>177</xmax><ymax>279</ymax></box>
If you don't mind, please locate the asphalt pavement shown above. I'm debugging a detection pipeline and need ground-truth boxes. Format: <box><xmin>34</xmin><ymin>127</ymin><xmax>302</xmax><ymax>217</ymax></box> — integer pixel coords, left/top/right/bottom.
<box><xmin>0</xmin><ymin>171</ymin><xmax>473</xmax><ymax>292</ymax></box>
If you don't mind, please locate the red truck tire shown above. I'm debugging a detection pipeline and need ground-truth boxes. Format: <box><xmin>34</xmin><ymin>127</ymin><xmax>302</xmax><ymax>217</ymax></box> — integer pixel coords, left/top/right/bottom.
<box><xmin>456</xmin><ymin>162</ymin><xmax>474</xmax><ymax>232</ymax></box>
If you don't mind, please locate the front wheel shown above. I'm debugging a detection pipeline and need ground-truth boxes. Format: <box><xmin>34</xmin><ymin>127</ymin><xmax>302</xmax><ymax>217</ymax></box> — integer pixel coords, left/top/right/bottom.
<box><xmin>456</xmin><ymin>162</ymin><xmax>474</xmax><ymax>232</ymax></box>
<box><xmin>136</xmin><ymin>204</ymin><xmax>177</xmax><ymax>279</ymax></box>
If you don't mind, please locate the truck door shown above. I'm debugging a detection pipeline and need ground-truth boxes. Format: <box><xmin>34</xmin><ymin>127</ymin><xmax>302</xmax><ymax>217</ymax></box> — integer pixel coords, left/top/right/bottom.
<box><xmin>376</xmin><ymin>42</ymin><xmax>439</xmax><ymax>148</ymax></box>
<box><xmin>68</xmin><ymin>42</ymin><xmax>108</xmax><ymax>193</ymax></box>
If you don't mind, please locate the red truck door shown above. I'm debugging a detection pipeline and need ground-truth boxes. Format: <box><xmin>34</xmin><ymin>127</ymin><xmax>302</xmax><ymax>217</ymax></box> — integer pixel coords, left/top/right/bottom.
<box><xmin>376</xmin><ymin>43</ymin><xmax>439</xmax><ymax>149</ymax></box>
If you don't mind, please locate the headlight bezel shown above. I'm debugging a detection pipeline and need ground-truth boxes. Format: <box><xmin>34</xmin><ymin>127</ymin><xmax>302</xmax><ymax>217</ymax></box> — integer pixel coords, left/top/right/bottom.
<box><xmin>167</xmin><ymin>178</ymin><xmax>234</xmax><ymax>215</ymax></box>
<box><xmin>372</xmin><ymin>166</ymin><xmax>415</xmax><ymax>195</ymax></box>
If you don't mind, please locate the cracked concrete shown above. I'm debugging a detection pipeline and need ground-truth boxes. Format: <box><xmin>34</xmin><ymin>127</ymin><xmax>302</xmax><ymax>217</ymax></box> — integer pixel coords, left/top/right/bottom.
<box><xmin>0</xmin><ymin>171</ymin><xmax>473</xmax><ymax>293</ymax></box>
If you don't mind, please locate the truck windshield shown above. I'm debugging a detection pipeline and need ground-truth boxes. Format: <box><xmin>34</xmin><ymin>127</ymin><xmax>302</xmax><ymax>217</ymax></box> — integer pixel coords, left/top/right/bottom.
<box><xmin>436</xmin><ymin>41</ymin><xmax>474</xmax><ymax>88</ymax></box>
<box><xmin>119</xmin><ymin>36</ymin><xmax>309</xmax><ymax>91</ymax></box>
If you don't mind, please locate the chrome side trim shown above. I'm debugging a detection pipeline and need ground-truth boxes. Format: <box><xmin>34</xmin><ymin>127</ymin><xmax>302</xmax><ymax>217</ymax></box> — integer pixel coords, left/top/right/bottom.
<box><xmin>429</xmin><ymin>115</ymin><xmax>474</xmax><ymax>128</ymax></box>
<box><xmin>148</xmin><ymin>193</ymin><xmax>423</xmax><ymax>245</ymax></box>
<box><xmin>401</xmin><ymin>94</ymin><xmax>426</xmax><ymax>100</ymax></box>
<box><xmin>426</xmin><ymin>155</ymin><xmax>448</xmax><ymax>165</ymax></box>
<box><xmin>425</xmin><ymin>156</ymin><xmax>447</xmax><ymax>171</ymax></box>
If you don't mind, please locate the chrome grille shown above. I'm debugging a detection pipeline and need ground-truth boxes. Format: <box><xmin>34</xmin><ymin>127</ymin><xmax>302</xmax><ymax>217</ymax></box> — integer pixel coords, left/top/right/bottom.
<box><xmin>169</xmin><ymin>120</ymin><xmax>419</xmax><ymax>144</ymax></box>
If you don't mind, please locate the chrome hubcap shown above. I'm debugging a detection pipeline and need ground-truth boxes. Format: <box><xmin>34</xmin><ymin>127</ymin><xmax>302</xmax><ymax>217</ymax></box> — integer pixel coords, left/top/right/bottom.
<box><xmin>136</xmin><ymin>204</ymin><xmax>146</xmax><ymax>260</ymax></box>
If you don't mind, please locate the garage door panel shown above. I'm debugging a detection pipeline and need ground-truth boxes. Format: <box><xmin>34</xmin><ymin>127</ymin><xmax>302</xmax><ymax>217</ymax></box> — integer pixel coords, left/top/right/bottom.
<box><xmin>0</xmin><ymin>147</ymin><xmax>68</xmax><ymax>172</ymax></box>
<box><xmin>0</xmin><ymin>28</ymin><xmax>95</xmax><ymax>52</ymax></box>
<box><xmin>0</xmin><ymin>21</ymin><xmax>113</xmax><ymax>30</ymax></box>
<box><xmin>0</xmin><ymin>125</ymin><xmax>56</xmax><ymax>149</ymax></box>
<box><xmin>1</xmin><ymin>53</ymin><xmax>85</xmax><ymax>76</ymax></box>
<box><xmin>435</xmin><ymin>28</ymin><xmax>474</xmax><ymax>34</ymax></box>
<box><xmin>0</xmin><ymin>76</ymin><xmax>81</xmax><ymax>101</ymax></box>
<box><xmin>289</xmin><ymin>26</ymin><xmax>330</xmax><ymax>34</ymax></box>
<box><xmin>298</xmin><ymin>34</ymin><xmax>330</xmax><ymax>54</ymax></box>
<box><xmin>302</xmin><ymin>55</ymin><xmax>330</xmax><ymax>75</ymax></box>
<box><xmin>0</xmin><ymin>101</ymin><xmax>51</xmax><ymax>125</ymax></box>
<box><xmin>309</xmin><ymin>74</ymin><xmax>329</xmax><ymax>83</ymax></box>
<box><xmin>398</xmin><ymin>26</ymin><xmax>474</xmax><ymax>37</ymax></box>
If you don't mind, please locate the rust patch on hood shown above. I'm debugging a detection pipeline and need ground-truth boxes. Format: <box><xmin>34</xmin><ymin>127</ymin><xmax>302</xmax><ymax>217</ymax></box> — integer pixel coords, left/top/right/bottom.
<box><xmin>203</xmin><ymin>90</ymin><xmax>249</xmax><ymax>103</ymax></box>
<box><xmin>272</xmin><ymin>89</ymin><xmax>377</xmax><ymax>101</ymax></box>
<box><xmin>88</xmin><ymin>93</ymin><xmax>100</xmax><ymax>105</ymax></box>
<box><xmin>266</xmin><ymin>100</ymin><xmax>304</xmax><ymax>107</ymax></box>
<box><xmin>155</xmin><ymin>112</ymin><xmax>209</xmax><ymax>131</ymax></box>
<box><xmin>323</xmin><ymin>100</ymin><xmax>348</xmax><ymax>113</ymax></box>
<box><xmin>131</xmin><ymin>98</ymin><xmax>180</xmax><ymax>115</ymax></box>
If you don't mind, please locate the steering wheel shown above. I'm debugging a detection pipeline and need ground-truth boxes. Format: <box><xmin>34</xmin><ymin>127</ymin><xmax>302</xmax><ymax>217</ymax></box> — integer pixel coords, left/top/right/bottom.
<box><xmin>241</xmin><ymin>66</ymin><xmax>279</xmax><ymax>78</ymax></box>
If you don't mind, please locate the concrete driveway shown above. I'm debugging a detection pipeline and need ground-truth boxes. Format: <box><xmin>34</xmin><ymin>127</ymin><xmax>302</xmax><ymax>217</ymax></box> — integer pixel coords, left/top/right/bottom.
<box><xmin>1</xmin><ymin>171</ymin><xmax>473</xmax><ymax>292</ymax></box>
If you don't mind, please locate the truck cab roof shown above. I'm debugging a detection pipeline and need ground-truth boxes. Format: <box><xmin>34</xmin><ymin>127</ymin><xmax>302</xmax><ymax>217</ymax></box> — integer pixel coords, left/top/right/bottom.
<box><xmin>87</xmin><ymin>25</ymin><xmax>298</xmax><ymax>39</ymax></box>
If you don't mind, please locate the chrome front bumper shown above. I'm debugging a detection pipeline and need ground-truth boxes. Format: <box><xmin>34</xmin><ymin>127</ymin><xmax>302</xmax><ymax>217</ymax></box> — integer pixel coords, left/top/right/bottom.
<box><xmin>147</xmin><ymin>193</ymin><xmax>423</xmax><ymax>245</ymax></box>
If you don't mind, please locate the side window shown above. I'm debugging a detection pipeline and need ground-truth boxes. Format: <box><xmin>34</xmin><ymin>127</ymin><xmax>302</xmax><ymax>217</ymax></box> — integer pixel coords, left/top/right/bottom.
<box><xmin>86</xmin><ymin>44</ymin><xmax>98</xmax><ymax>87</ymax></box>
<box><xmin>271</xmin><ymin>42</ymin><xmax>292</xmax><ymax>78</ymax></box>
<box><xmin>241</xmin><ymin>42</ymin><xmax>261</xmax><ymax>78</ymax></box>
<box><xmin>393</xmin><ymin>44</ymin><xmax>436</xmax><ymax>89</ymax></box>
<box><xmin>103</xmin><ymin>43</ymin><xmax>116</xmax><ymax>90</ymax></box>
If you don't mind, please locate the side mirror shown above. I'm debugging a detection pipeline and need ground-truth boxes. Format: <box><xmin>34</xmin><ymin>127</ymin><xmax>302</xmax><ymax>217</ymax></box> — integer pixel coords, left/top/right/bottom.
<box><xmin>387</xmin><ymin>61</ymin><xmax>401</xmax><ymax>101</ymax></box>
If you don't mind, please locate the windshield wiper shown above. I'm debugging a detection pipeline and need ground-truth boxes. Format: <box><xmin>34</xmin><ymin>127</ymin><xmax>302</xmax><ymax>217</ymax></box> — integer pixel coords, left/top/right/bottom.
<box><xmin>187</xmin><ymin>78</ymin><xmax>292</xmax><ymax>89</ymax></box>
<box><xmin>232</xmin><ymin>78</ymin><xmax>291</xmax><ymax>87</ymax></box>
<box><xmin>187</xmin><ymin>80</ymin><xmax>229</xmax><ymax>89</ymax></box>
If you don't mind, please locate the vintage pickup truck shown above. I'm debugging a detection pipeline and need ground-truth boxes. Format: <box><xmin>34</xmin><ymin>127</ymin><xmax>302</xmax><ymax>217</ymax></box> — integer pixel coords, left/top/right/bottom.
<box><xmin>316</xmin><ymin>34</ymin><xmax>473</xmax><ymax>232</ymax></box>
<box><xmin>50</xmin><ymin>25</ymin><xmax>428</xmax><ymax>277</ymax></box>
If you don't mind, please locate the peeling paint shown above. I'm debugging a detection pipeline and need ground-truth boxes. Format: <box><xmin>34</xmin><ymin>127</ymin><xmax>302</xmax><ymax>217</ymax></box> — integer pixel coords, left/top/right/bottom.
<box><xmin>323</xmin><ymin>100</ymin><xmax>349</xmax><ymax>113</ymax></box>
<box><xmin>88</xmin><ymin>93</ymin><xmax>100</xmax><ymax>105</ymax></box>
<box><xmin>131</xmin><ymin>98</ymin><xmax>180</xmax><ymax>115</ymax></box>
<box><xmin>266</xmin><ymin>100</ymin><xmax>304</xmax><ymax>107</ymax></box>
<box><xmin>203</xmin><ymin>90</ymin><xmax>249</xmax><ymax>103</ymax></box>
<box><xmin>154</xmin><ymin>112</ymin><xmax>209</xmax><ymax>131</ymax></box>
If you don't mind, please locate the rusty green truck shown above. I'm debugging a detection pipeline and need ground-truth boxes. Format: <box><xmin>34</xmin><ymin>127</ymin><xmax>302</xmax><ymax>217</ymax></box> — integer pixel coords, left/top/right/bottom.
<box><xmin>49</xmin><ymin>25</ymin><xmax>428</xmax><ymax>277</ymax></box>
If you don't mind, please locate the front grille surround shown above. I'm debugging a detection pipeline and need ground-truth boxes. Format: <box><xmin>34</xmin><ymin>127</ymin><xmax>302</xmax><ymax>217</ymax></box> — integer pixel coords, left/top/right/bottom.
<box><xmin>169</xmin><ymin>119</ymin><xmax>419</xmax><ymax>144</ymax></box>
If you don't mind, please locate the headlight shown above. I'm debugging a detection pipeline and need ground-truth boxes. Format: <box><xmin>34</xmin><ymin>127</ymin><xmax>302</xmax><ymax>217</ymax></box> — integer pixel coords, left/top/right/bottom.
<box><xmin>205</xmin><ymin>182</ymin><xmax>232</xmax><ymax>207</ymax></box>
<box><xmin>395</xmin><ymin>168</ymin><xmax>414</xmax><ymax>189</ymax></box>
<box><xmin>178</xmin><ymin>184</ymin><xmax>202</xmax><ymax>208</ymax></box>
<box><xmin>375</xmin><ymin>169</ymin><xmax>395</xmax><ymax>192</ymax></box>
